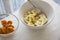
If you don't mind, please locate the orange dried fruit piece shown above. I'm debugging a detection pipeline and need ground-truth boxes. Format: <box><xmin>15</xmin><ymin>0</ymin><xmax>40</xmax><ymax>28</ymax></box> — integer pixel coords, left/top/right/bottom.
<box><xmin>7</xmin><ymin>20</ymin><xmax>12</xmax><ymax>25</ymax></box>
<box><xmin>1</xmin><ymin>20</ymin><xmax>7</xmax><ymax>27</ymax></box>
<box><xmin>0</xmin><ymin>28</ymin><xmax>2</xmax><ymax>34</ymax></box>
<box><xmin>0</xmin><ymin>27</ymin><xmax>7</xmax><ymax>34</ymax></box>
<box><xmin>7</xmin><ymin>27</ymin><xmax>14</xmax><ymax>34</ymax></box>
<box><xmin>3</xmin><ymin>24</ymin><xmax>14</xmax><ymax>28</ymax></box>
<box><xmin>1</xmin><ymin>27</ymin><xmax>7</xmax><ymax>34</ymax></box>
<box><xmin>8</xmin><ymin>25</ymin><xmax>14</xmax><ymax>28</ymax></box>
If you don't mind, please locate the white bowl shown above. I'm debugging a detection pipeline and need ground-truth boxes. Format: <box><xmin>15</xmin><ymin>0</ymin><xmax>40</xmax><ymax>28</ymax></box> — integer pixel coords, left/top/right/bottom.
<box><xmin>19</xmin><ymin>0</ymin><xmax>55</xmax><ymax>29</ymax></box>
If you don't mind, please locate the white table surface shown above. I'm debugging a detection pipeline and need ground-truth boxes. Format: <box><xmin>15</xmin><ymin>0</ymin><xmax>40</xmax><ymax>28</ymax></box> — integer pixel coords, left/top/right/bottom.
<box><xmin>0</xmin><ymin>0</ymin><xmax>60</xmax><ymax>40</ymax></box>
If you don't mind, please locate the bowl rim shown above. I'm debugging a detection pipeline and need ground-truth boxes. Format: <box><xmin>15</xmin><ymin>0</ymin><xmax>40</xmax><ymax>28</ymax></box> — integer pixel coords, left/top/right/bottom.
<box><xmin>19</xmin><ymin>0</ymin><xmax>55</xmax><ymax>28</ymax></box>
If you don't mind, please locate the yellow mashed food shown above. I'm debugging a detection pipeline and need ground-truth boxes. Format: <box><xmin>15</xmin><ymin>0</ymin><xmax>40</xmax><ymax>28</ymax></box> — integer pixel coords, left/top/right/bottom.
<box><xmin>24</xmin><ymin>9</ymin><xmax>48</xmax><ymax>26</ymax></box>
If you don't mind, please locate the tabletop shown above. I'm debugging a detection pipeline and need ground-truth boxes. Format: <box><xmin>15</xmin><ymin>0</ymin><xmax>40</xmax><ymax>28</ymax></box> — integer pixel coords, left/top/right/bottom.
<box><xmin>0</xmin><ymin>0</ymin><xmax>60</xmax><ymax>40</ymax></box>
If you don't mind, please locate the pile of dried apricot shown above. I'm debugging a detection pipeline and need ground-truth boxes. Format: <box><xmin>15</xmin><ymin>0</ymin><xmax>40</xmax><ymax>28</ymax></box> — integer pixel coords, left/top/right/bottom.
<box><xmin>0</xmin><ymin>20</ymin><xmax>14</xmax><ymax>34</ymax></box>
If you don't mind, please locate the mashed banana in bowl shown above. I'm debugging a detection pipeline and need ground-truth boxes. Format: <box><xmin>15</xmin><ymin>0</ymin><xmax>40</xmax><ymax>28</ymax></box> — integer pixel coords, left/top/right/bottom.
<box><xmin>24</xmin><ymin>8</ymin><xmax>48</xmax><ymax>26</ymax></box>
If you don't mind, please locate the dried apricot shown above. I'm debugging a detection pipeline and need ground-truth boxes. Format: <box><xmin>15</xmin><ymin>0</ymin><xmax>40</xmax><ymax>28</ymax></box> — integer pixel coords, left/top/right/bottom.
<box><xmin>7</xmin><ymin>20</ymin><xmax>12</xmax><ymax>25</ymax></box>
<box><xmin>1</xmin><ymin>20</ymin><xmax>7</xmax><ymax>27</ymax></box>
<box><xmin>1</xmin><ymin>27</ymin><xmax>7</xmax><ymax>34</ymax></box>
<box><xmin>8</xmin><ymin>25</ymin><xmax>14</xmax><ymax>28</ymax></box>
<box><xmin>7</xmin><ymin>27</ymin><xmax>14</xmax><ymax>33</ymax></box>
<box><xmin>0</xmin><ymin>28</ymin><xmax>2</xmax><ymax>34</ymax></box>
<box><xmin>0</xmin><ymin>20</ymin><xmax>14</xmax><ymax>34</ymax></box>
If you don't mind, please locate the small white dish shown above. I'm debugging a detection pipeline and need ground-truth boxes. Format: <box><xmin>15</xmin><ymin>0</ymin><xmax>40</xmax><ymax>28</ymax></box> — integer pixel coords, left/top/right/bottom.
<box><xmin>0</xmin><ymin>13</ymin><xmax>19</xmax><ymax>37</ymax></box>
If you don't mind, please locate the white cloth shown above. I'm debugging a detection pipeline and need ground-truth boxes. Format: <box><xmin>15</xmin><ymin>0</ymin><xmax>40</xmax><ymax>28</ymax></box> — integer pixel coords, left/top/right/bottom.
<box><xmin>0</xmin><ymin>0</ymin><xmax>24</xmax><ymax>14</ymax></box>
<box><xmin>0</xmin><ymin>0</ymin><xmax>60</xmax><ymax>14</ymax></box>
